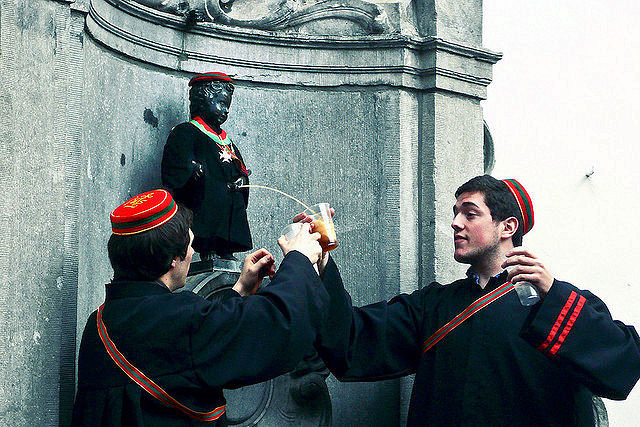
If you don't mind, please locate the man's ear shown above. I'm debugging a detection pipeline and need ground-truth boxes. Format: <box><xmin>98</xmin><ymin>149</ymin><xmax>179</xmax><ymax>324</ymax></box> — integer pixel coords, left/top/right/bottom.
<box><xmin>169</xmin><ymin>258</ymin><xmax>178</xmax><ymax>270</ymax></box>
<box><xmin>501</xmin><ymin>217</ymin><xmax>519</xmax><ymax>240</ymax></box>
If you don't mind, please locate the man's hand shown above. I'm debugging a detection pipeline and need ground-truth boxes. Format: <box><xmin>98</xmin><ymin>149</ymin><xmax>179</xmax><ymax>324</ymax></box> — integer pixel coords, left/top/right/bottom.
<box><xmin>291</xmin><ymin>208</ymin><xmax>334</xmax><ymax>275</ymax></box>
<box><xmin>233</xmin><ymin>249</ymin><xmax>276</xmax><ymax>296</ymax></box>
<box><xmin>278</xmin><ymin>223</ymin><xmax>322</xmax><ymax>265</ymax></box>
<box><xmin>502</xmin><ymin>247</ymin><xmax>554</xmax><ymax>296</ymax></box>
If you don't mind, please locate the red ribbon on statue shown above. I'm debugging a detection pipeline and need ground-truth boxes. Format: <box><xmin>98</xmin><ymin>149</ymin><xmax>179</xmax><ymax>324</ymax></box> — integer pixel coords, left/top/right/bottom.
<box><xmin>190</xmin><ymin>116</ymin><xmax>249</xmax><ymax>176</ymax></box>
<box><xmin>97</xmin><ymin>304</ymin><xmax>226</xmax><ymax>422</ymax></box>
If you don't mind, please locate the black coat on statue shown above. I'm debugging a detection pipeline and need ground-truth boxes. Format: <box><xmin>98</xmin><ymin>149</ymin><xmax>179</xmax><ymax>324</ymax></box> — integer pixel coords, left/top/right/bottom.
<box><xmin>161</xmin><ymin>121</ymin><xmax>251</xmax><ymax>254</ymax></box>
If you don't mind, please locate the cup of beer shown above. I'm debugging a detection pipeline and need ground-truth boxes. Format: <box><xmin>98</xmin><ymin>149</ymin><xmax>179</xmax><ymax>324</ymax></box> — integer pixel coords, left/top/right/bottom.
<box><xmin>281</xmin><ymin>203</ymin><xmax>338</xmax><ymax>252</ymax></box>
<box><xmin>304</xmin><ymin>203</ymin><xmax>338</xmax><ymax>252</ymax></box>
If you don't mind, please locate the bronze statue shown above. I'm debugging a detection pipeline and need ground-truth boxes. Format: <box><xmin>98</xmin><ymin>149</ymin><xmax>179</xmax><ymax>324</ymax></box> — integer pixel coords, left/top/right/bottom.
<box><xmin>161</xmin><ymin>72</ymin><xmax>251</xmax><ymax>260</ymax></box>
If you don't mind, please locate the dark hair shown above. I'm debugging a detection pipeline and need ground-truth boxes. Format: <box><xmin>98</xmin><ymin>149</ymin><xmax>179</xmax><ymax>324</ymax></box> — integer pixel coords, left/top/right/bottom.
<box><xmin>108</xmin><ymin>205</ymin><xmax>193</xmax><ymax>281</ymax></box>
<box><xmin>455</xmin><ymin>175</ymin><xmax>523</xmax><ymax>246</ymax></box>
<box><xmin>189</xmin><ymin>80</ymin><xmax>234</xmax><ymax>119</ymax></box>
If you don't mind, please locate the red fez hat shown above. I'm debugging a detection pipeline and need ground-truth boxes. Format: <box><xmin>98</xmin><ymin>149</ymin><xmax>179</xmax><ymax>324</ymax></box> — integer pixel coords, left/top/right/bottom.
<box><xmin>502</xmin><ymin>179</ymin><xmax>534</xmax><ymax>235</ymax></box>
<box><xmin>189</xmin><ymin>72</ymin><xmax>233</xmax><ymax>86</ymax></box>
<box><xmin>110</xmin><ymin>189</ymin><xmax>178</xmax><ymax>235</ymax></box>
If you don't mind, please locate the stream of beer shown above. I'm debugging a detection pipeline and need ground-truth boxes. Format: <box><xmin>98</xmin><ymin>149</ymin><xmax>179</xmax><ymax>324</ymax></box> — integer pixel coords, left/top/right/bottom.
<box><xmin>237</xmin><ymin>184</ymin><xmax>312</xmax><ymax>212</ymax></box>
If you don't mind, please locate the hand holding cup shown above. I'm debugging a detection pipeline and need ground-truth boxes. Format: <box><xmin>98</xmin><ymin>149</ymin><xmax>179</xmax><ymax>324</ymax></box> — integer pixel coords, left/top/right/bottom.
<box><xmin>278</xmin><ymin>223</ymin><xmax>322</xmax><ymax>265</ymax></box>
<box><xmin>291</xmin><ymin>203</ymin><xmax>337</xmax><ymax>252</ymax></box>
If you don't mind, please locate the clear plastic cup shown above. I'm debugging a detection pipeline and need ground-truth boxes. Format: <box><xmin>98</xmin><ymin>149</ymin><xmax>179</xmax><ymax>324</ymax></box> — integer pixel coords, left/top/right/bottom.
<box><xmin>503</xmin><ymin>253</ymin><xmax>540</xmax><ymax>306</ymax></box>
<box><xmin>281</xmin><ymin>222</ymin><xmax>303</xmax><ymax>241</ymax></box>
<box><xmin>280</xmin><ymin>221</ymin><xmax>320</xmax><ymax>274</ymax></box>
<box><xmin>513</xmin><ymin>282</ymin><xmax>540</xmax><ymax>306</ymax></box>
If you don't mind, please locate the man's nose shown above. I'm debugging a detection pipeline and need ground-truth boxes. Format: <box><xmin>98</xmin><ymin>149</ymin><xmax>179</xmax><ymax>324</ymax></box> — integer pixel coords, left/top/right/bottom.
<box><xmin>451</xmin><ymin>214</ymin><xmax>463</xmax><ymax>231</ymax></box>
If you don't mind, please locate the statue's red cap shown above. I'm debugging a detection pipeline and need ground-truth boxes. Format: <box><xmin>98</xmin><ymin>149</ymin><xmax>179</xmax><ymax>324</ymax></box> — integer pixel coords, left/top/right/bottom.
<box><xmin>501</xmin><ymin>179</ymin><xmax>534</xmax><ymax>235</ymax></box>
<box><xmin>110</xmin><ymin>189</ymin><xmax>178</xmax><ymax>235</ymax></box>
<box><xmin>189</xmin><ymin>72</ymin><xmax>233</xmax><ymax>86</ymax></box>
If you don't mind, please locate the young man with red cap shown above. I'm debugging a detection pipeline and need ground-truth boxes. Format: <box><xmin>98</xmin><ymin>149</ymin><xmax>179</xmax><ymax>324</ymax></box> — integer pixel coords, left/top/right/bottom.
<box><xmin>313</xmin><ymin>175</ymin><xmax>640</xmax><ymax>425</ymax></box>
<box><xmin>162</xmin><ymin>72</ymin><xmax>251</xmax><ymax>260</ymax></box>
<box><xmin>72</xmin><ymin>189</ymin><xmax>328</xmax><ymax>425</ymax></box>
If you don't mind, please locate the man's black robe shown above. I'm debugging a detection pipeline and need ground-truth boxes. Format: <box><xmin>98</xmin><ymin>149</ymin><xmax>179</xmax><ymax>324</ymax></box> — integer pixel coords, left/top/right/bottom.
<box><xmin>72</xmin><ymin>251</ymin><xmax>327</xmax><ymax>426</ymax></box>
<box><xmin>317</xmin><ymin>258</ymin><xmax>640</xmax><ymax>426</ymax></box>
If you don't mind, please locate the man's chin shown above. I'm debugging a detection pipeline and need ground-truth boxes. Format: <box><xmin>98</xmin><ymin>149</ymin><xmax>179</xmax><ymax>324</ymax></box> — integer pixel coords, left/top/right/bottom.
<box><xmin>454</xmin><ymin>252</ymin><xmax>473</xmax><ymax>264</ymax></box>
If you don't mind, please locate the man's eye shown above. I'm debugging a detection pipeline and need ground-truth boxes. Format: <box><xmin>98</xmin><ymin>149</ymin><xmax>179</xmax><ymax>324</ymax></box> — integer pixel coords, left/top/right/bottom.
<box><xmin>466</xmin><ymin>212</ymin><xmax>477</xmax><ymax>218</ymax></box>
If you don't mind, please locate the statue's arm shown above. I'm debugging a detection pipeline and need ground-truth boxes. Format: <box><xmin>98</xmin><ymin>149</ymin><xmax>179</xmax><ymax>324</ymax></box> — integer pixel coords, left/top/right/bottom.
<box><xmin>161</xmin><ymin>124</ymin><xmax>200</xmax><ymax>190</ymax></box>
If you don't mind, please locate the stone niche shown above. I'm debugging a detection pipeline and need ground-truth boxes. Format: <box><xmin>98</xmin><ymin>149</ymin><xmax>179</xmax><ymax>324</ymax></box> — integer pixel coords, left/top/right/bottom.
<box><xmin>81</xmin><ymin>0</ymin><xmax>500</xmax><ymax>424</ymax></box>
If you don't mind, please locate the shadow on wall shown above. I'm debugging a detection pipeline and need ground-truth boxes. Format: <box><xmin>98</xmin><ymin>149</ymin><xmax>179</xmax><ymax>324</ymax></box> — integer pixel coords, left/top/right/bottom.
<box><xmin>128</xmin><ymin>98</ymin><xmax>185</xmax><ymax>195</ymax></box>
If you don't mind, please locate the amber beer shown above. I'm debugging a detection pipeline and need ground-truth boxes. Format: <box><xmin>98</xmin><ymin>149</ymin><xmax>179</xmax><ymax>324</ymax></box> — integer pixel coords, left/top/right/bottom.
<box><xmin>311</xmin><ymin>217</ymin><xmax>338</xmax><ymax>252</ymax></box>
<box><xmin>305</xmin><ymin>203</ymin><xmax>338</xmax><ymax>252</ymax></box>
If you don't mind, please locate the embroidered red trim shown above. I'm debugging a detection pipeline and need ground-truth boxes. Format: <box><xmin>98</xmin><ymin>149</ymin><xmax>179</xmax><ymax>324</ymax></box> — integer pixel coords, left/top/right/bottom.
<box><xmin>549</xmin><ymin>296</ymin><xmax>586</xmax><ymax>355</ymax></box>
<box><xmin>537</xmin><ymin>291</ymin><xmax>577</xmax><ymax>352</ymax></box>
<box><xmin>422</xmin><ymin>282</ymin><xmax>515</xmax><ymax>354</ymax></box>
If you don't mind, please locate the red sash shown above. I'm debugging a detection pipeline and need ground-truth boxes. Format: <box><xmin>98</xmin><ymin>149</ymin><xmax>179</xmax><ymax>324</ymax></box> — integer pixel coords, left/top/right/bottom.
<box><xmin>422</xmin><ymin>281</ymin><xmax>515</xmax><ymax>354</ymax></box>
<box><xmin>97</xmin><ymin>304</ymin><xmax>226</xmax><ymax>422</ymax></box>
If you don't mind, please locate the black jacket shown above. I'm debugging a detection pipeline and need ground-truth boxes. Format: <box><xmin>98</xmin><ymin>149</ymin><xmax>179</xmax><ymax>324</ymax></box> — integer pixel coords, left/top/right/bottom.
<box><xmin>72</xmin><ymin>251</ymin><xmax>327</xmax><ymax>426</ymax></box>
<box><xmin>161</xmin><ymin>122</ymin><xmax>251</xmax><ymax>253</ymax></box>
<box><xmin>317</xmin><ymin>258</ymin><xmax>640</xmax><ymax>426</ymax></box>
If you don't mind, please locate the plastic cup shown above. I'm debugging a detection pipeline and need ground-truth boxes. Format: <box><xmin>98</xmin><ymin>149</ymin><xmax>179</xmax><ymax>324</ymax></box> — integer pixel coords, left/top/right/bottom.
<box><xmin>280</xmin><ymin>222</ymin><xmax>320</xmax><ymax>274</ymax></box>
<box><xmin>281</xmin><ymin>222</ymin><xmax>304</xmax><ymax>241</ymax></box>
<box><xmin>513</xmin><ymin>282</ymin><xmax>540</xmax><ymax>306</ymax></box>
<box><xmin>502</xmin><ymin>253</ymin><xmax>540</xmax><ymax>306</ymax></box>
<box><xmin>304</xmin><ymin>203</ymin><xmax>338</xmax><ymax>252</ymax></box>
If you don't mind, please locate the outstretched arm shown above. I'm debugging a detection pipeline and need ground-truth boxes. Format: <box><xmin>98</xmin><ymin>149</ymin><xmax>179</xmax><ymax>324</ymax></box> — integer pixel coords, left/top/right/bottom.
<box><xmin>315</xmin><ymin>256</ymin><xmax>427</xmax><ymax>381</ymax></box>
<box><xmin>190</xmin><ymin>223</ymin><xmax>326</xmax><ymax>388</ymax></box>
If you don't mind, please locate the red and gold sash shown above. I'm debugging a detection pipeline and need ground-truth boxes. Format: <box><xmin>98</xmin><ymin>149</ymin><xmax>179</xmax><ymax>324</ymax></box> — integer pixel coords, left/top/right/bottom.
<box><xmin>189</xmin><ymin>116</ymin><xmax>248</xmax><ymax>175</ymax></box>
<box><xmin>422</xmin><ymin>282</ymin><xmax>515</xmax><ymax>354</ymax></box>
<box><xmin>97</xmin><ymin>304</ymin><xmax>225</xmax><ymax>422</ymax></box>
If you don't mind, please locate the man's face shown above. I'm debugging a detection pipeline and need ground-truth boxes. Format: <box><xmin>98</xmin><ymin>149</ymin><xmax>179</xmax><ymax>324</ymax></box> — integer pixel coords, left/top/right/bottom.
<box><xmin>171</xmin><ymin>229</ymin><xmax>194</xmax><ymax>290</ymax></box>
<box><xmin>203</xmin><ymin>87</ymin><xmax>232</xmax><ymax>129</ymax></box>
<box><xmin>451</xmin><ymin>191</ymin><xmax>501</xmax><ymax>264</ymax></box>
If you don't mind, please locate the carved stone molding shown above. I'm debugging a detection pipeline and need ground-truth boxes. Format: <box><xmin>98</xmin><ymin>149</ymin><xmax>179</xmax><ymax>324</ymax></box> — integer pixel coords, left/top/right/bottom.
<box><xmin>131</xmin><ymin>0</ymin><xmax>387</xmax><ymax>35</ymax></box>
<box><xmin>87</xmin><ymin>0</ymin><xmax>501</xmax><ymax>96</ymax></box>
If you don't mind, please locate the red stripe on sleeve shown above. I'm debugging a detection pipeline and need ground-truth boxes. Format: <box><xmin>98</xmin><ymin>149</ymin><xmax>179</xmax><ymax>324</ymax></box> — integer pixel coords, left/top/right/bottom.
<box><xmin>537</xmin><ymin>291</ymin><xmax>577</xmax><ymax>352</ymax></box>
<box><xmin>549</xmin><ymin>295</ymin><xmax>586</xmax><ymax>355</ymax></box>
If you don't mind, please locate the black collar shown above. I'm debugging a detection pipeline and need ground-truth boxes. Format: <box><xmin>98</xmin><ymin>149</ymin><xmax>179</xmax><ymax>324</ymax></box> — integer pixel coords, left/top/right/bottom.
<box><xmin>465</xmin><ymin>268</ymin><xmax>509</xmax><ymax>291</ymax></box>
<box><xmin>105</xmin><ymin>280</ymin><xmax>171</xmax><ymax>301</ymax></box>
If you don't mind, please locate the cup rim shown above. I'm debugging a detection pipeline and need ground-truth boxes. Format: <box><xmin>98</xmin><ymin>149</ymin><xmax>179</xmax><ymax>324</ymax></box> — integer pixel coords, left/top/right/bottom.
<box><xmin>303</xmin><ymin>202</ymin><xmax>329</xmax><ymax>217</ymax></box>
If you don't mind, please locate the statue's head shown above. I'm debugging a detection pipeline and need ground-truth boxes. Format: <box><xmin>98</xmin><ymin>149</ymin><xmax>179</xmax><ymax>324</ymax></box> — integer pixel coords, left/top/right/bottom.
<box><xmin>188</xmin><ymin>72</ymin><xmax>235</xmax><ymax>132</ymax></box>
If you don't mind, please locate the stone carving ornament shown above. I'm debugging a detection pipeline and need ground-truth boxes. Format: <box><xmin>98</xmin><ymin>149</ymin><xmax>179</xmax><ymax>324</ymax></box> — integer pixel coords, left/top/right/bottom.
<box><xmin>133</xmin><ymin>0</ymin><xmax>388</xmax><ymax>35</ymax></box>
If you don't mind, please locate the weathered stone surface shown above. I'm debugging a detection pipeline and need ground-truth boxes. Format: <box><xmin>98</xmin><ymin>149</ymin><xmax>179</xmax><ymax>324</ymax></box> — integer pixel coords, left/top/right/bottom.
<box><xmin>86</xmin><ymin>0</ymin><xmax>500</xmax><ymax>94</ymax></box>
<box><xmin>0</xmin><ymin>1</ymin><xmax>83</xmax><ymax>424</ymax></box>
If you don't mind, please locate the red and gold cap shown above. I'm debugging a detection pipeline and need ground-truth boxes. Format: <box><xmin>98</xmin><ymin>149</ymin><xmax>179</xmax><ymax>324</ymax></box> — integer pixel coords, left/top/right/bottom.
<box><xmin>502</xmin><ymin>179</ymin><xmax>534</xmax><ymax>235</ymax></box>
<box><xmin>110</xmin><ymin>189</ymin><xmax>178</xmax><ymax>235</ymax></box>
<box><xmin>188</xmin><ymin>72</ymin><xmax>233</xmax><ymax>86</ymax></box>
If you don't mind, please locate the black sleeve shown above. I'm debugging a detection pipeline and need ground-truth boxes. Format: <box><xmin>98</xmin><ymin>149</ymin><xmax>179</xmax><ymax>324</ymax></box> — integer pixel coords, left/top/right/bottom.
<box><xmin>520</xmin><ymin>279</ymin><xmax>640</xmax><ymax>399</ymax></box>
<box><xmin>161</xmin><ymin>124</ymin><xmax>196</xmax><ymax>190</ymax></box>
<box><xmin>190</xmin><ymin>251</ymin><xmax>329</xmax><ymax>389</ymax></box>
<box><xmin>315</xmin><ymin>256</ymin><xmax>426</xmax><ymax>381</ymax></box>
